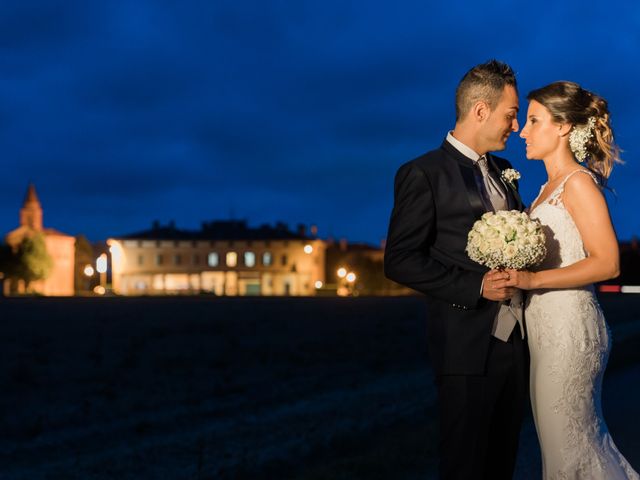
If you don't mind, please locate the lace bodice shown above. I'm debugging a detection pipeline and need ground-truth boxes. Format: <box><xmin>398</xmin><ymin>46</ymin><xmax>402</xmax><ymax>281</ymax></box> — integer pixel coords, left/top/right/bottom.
<box><xmin>528</xmin><ymin>169</ymin><xmax>595</xmax><ymax>271</ymax></box>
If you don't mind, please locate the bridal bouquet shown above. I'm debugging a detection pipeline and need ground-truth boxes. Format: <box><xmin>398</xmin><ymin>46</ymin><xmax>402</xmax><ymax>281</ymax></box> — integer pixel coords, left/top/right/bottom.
<box><xmin>466</xmin><ymin>210</ymin><xmax>546</xmax><ymax>269</ymax></box>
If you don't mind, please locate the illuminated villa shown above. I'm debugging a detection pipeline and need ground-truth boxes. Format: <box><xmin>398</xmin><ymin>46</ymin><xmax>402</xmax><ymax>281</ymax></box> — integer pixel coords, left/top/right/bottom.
<box><xmin>107</xmin><ymin>220</ymin><xmax>326</xmax><ymax>296</ymax></box>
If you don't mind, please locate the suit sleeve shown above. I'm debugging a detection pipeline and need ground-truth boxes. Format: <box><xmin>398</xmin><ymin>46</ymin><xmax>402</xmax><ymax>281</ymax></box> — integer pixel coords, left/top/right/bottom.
<box><xmin>384</xmin><ymin>162</ymin><xmax>484</xmax><ymax>308</ymax></box>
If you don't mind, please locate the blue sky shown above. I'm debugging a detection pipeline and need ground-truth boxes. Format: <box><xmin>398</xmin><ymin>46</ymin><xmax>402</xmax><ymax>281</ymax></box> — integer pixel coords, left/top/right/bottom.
<box><xmin>2</xmin><ymin>1</ymin><xmax>639</xmax><ymax>244</ymax></box>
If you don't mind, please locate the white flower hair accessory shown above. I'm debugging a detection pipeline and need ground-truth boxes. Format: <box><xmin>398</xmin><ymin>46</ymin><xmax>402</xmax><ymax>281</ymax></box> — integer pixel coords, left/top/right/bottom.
<box><xmin>501</xmin><ymin>168</ymin><xmax>521</xmax><ymax>188</ymax></box>
<box><xmin>569</xmin><ymin>116</ymin><xmax>596</xmax><ymax>162</ymax></box>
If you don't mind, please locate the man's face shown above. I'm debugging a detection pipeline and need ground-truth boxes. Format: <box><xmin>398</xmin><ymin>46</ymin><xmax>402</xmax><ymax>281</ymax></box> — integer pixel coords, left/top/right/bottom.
<box><xmin>482</xmin><ymin>85</ymin><xmax>519</xmax><ymax>152</ymax></box>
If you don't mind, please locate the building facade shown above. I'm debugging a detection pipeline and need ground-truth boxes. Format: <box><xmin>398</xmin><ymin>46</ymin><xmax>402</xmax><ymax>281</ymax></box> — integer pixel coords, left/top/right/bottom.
<box><xmin>4</xmin><ymin>184</ymin><xmax>75</xmax><ymax>296</ymax></box>
<box><xmin>108</xmin><ymin>220</ymin><xmax>326</xmax><ymax>296</ymax></box>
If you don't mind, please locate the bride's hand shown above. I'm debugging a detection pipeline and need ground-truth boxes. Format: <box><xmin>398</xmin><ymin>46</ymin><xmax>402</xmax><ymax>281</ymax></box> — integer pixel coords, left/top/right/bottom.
<box><xmin>501</xmin><ymin>269</ymin><xmax>537</xmax><ymax>290</ymax></box>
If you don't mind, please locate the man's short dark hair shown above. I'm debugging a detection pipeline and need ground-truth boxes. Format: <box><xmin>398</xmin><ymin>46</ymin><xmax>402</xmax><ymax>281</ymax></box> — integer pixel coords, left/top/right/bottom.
<box><xmin>455</xmin><ymin>60</ymin><xmax>517</xmax><ymax>121</ymax></box>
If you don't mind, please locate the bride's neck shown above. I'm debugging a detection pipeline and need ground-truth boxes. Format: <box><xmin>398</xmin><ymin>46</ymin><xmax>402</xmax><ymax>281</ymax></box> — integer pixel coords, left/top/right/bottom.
<box><xmin>542</xmin><ymin>150</ymin><xmax>580</xmax><ymax>183</ymax></box>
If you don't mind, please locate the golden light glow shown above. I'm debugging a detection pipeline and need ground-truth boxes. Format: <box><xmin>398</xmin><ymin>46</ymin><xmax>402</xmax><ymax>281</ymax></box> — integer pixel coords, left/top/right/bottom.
<box><xmin>314</xmin><ymin>280</ymin><xmax>323</xmax><ymax>289</ymax></box>
<box><xmin>337</xmin><ymin>286</ymin><xmax>349</xmax><ymax>297</ymax></box>
<box><xmin>84</xmin><ymin>265</ymin><xmax>94</xmax><ymax>277</ymax></box>
<box><xmin>108</xmin><ymin>240</ymin><xmax>124</xmax><ymax>267</ymax></box>
<box><xmin>93</xmin><ymin>285</ymin><xmax>106</xmax><ymax>295</ymax></box>
<box><xmin>346</xmin><ymin>272</ymin><xmax>356</xmax><ymax>283</ymax></box>
<box><xmin>304</xmin><ymin>244</ymin><xmax>313</xmax><ymax>254</ymax></box>
<box><xmin>337</xmin><ymin>267</ymin><xmax>347</xmax><ymax>278</ymax></box>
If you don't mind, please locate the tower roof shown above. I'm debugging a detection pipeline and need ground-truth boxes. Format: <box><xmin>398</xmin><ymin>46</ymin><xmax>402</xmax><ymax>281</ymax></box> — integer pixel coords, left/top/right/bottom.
<box><xmin>23</xmin><ymin>183</ymin><xmax>41</xmax><ymax>207</ymax></box>
<box><xmin>19</xmin><ymin>183</ymin><xmax>44</xmax><ymax>231</ymax></box>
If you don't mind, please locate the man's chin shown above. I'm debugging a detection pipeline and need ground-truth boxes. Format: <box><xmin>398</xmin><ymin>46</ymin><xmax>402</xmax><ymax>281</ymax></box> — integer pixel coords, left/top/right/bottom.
<box><xmin>490</xmin><ymin>141</ymin><xmax>508</xmax><ymax>152</ymax></box>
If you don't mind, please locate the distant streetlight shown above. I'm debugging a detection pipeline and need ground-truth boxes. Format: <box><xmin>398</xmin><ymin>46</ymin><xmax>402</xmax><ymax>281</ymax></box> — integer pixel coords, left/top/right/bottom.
<box><xmin>96</xmin><ymin>254</ymin><xmax>107</xmax><ymax>274</ymax></box>
<box><xmin>336</xmin><ymin>267</ymin><xmax>357</xmax><ymax>296</ymax></box>
<box><xmin>304</xmin><ymin>244</ymin><xmax>313</xmax><ymax>254</ymax></box>
<box><xmin>96</xmin><ymin>253</ymin><xmax>107</xmax><ymax>291</ymax></box>
<box><xmin>84</xmin><ymin>265</ymin><xmax>94</xmax><ymax>277</ymax></box>
<box><xmin>314</xmin><ymin>280</ymin><xmax>323</xmax><ymax>289</ymax></box>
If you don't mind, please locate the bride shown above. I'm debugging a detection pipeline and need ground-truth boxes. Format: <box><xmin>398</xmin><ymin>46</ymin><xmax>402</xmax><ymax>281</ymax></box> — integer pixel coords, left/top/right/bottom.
<box><xmin>499</xmin><ymin>81</ymin><xmax>639</xmax><ymax>478</ymax></box>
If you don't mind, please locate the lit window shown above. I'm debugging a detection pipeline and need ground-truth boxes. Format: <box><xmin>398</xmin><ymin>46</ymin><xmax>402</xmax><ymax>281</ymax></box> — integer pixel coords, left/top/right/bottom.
<box><xmin>208</xmin><ymin>252</ymin><xmax>219</xmax><ymax>267</ymax></box>
<box><xmin>262</xmin><ymin>252</ymin><xmax>272</xmax><ymax>266</ymax></box>
<box><xmin>226</xmin><ymin>252</ymin><xmax>237</xmax><ymax>267</ymax></box>
<box><xmin>244</xmin><ymin>251</ymin><xmax>256</xmax><ymax>267</ymax></box>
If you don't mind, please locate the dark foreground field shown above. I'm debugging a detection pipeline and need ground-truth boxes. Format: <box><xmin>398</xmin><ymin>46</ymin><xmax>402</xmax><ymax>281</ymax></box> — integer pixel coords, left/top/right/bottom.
<box><xmin>1</xmin><ymin>296</ymin><xmax>639</xmax><ymax>479</ymax></box>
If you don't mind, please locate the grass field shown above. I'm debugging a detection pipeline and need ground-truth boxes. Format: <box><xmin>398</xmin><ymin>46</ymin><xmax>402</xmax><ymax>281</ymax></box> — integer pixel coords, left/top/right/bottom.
<box><xmin>1</xmin><ymin>295</ymin><xmax>639</xmax><ymax>479</ymax></box>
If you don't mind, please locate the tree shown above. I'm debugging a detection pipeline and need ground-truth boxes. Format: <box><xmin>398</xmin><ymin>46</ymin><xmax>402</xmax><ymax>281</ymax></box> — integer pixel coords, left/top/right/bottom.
<box><xmin>0</xmin><ymin>243</ymin><xmax>17</xmax><ymax>277</ymax></box>
<box><xmin>13</xmin><ymin>233</ymin><xmax>53</xmax><ymax>291</ymax></box>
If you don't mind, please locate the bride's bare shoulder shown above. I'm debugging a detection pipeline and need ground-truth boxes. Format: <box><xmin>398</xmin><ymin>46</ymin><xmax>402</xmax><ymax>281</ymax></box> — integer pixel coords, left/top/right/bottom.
<box><xmin>562</xmin><ymin>169</ymin><xmax>607</xmax><ymax>214</ymax></box>
<box><xmin>563</xmin><ymin>169</ymin><xmax>601</xmax><ymax>193</ymax></box>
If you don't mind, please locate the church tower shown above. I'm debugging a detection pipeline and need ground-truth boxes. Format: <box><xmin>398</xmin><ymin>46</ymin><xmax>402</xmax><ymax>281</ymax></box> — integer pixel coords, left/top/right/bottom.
<box><xmin>19</xmin><ymin>183</ymin><xmax>43</xmax><ymax>231</ymax></box>
<box><xmin>4</xmin><ymin>183</ymin><xmax>75</xmax><ymax>296</ymax></box>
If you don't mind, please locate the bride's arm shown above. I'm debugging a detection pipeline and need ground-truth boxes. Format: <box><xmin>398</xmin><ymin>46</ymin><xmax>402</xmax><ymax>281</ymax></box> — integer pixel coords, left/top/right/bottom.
<box><xmin>503</xmin><ymin>173</ymin><xmax>620</xmax><ymax>290</ymax></box>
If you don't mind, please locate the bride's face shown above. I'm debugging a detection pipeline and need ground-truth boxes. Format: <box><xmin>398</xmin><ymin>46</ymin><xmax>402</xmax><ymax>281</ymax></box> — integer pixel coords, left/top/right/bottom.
<box><xmin>519</xmin><ymin>100</ymin><xmax>564</xmax><ymax>160</ymax></box>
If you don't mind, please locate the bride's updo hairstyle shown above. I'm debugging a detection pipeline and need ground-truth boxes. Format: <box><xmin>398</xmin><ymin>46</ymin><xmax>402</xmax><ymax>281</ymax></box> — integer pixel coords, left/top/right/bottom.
<box><xmin>527</xmin><ymin>81</ymin><xmax>621</xmax><ymax>181</ymax></box>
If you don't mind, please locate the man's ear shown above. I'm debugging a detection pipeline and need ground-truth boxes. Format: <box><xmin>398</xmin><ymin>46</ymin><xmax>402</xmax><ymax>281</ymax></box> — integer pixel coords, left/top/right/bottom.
<box><xmin>471</xmin><ymin>101</ymin><xmax>490</xmax><ymax>123</ymax></box>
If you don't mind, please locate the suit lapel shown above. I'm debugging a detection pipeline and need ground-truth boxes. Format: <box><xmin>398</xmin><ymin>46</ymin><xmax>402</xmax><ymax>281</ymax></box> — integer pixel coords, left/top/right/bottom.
<box><xmin>441</xmin><ymin>141</ymin><xmax>487</xmax><ymax>219</ymax></box>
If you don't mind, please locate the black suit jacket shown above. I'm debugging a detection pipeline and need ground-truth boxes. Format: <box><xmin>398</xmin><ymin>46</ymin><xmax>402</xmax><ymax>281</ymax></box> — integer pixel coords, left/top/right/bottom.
<box><xmin>384</xmin><ymin>139</ymin><xmax>523</xmax><ymax>375</ymax></box>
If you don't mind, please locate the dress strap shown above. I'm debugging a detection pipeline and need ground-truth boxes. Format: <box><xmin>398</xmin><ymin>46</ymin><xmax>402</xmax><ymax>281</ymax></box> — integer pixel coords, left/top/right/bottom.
<box><xmin>548</xmin><ymin>169</ymin><xmax>599</xmax><ymax>206</ymax></box>
<box><xmin>559</xmin><ymin>169</ymin><xmax>599</xmax><ymax>190</ymax></box>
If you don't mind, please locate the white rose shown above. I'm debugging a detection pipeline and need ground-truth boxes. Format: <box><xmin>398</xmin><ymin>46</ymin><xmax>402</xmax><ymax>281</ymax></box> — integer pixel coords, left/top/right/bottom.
<box><xmin>504</xmin><ymin>243</ymin><xmax>518</xmax><ymax>259</ymax></box>
<box><xmin>489</xmin><ymin>237</ymin><xmax>504</xmax><ymax>250</ymax></box>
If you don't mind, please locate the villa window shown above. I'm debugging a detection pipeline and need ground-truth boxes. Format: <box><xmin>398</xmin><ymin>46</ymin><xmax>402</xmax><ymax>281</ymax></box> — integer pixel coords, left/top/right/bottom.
<box><xmin>226</xmin><ymin>252</ymin><xmax>237</xmax><ymax>267</ymax></box>
<box><xmin>244</xmin><ymin>251</ymin><xmax>256</xmax><ymax>267</ymax></box>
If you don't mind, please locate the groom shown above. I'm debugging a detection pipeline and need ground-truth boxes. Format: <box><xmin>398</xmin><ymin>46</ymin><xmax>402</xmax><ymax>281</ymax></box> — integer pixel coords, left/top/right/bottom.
<box><xmin>384</xmin><ymin>60</ymin><xmax>527</xmax><ymax>479</ymax></box>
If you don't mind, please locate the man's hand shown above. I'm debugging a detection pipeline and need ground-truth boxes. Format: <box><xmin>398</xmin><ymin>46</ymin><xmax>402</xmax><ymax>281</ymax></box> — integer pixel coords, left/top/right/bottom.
<box><xmin>482</xmin><ymin>270</ymin><xmax>517</xmax><ymax>301</ymax></box>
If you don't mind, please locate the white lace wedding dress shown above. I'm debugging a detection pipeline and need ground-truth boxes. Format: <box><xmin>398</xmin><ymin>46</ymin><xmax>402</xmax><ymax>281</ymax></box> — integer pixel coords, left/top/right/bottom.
<box><xmin>525</xmin><ymin>169</ymin><xmax>639</xmax><ymax>479</ymax></box>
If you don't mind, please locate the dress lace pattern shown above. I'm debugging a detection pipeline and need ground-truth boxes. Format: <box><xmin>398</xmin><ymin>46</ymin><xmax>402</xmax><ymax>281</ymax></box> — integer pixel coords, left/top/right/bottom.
<box><xmin>525</xmin><ymin>169</ymin><xmax>639</xmax><ymax>479</ymax></box>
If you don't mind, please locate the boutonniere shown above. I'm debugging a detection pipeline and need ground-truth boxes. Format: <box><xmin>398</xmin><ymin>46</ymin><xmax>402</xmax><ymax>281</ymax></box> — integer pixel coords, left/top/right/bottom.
<box><xmin>501</xmin><ymin>168</ymin><xmax>521</xmax><ymax>189</ymax></box>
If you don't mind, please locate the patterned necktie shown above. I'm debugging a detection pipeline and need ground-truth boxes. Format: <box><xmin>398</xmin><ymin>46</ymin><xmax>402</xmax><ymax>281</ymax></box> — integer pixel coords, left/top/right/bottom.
<box><xmin>477</xmin><ymin>155</ymin><xmax>507</xmax><ymax>211</ymax></box>
<box><xmin>477</xmin><ymin>157</ymin><xmax>523</xmax><ymax>341</ymax></box>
